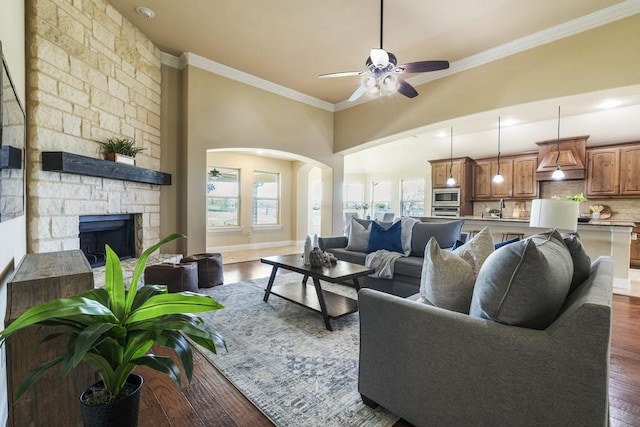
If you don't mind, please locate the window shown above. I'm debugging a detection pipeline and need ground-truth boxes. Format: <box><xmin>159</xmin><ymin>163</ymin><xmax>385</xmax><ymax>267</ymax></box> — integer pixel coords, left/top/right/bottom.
<box><xmin>207</xmin><ymin>167</ymin><xmax>240</xmax><ymax>227</ymax></box>
<box><xmin>372</xmin><ymin>181</ymin><xmax>393</xmax><ymax>212</ymax></box>
<box><xmin>253</xmin><ymin>171</ymin><xmax>279</xmax><ymax>225</ymax></box>
<box><xmin>343</xmin><ymin>182</ymin><xmax>364</xmax><ymax>211</ymax></box>
<box><xmin>401</xmin><ymin>179</ymin><xmax>425</xmax><ymax>216</ymax></box>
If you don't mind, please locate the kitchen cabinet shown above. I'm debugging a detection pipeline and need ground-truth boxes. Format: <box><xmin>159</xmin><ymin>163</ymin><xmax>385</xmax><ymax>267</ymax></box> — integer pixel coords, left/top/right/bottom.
<box><xmin>586</xmin><ymin>146</ymin><xmax>619</xmax><ymax>196</ymax></box>
<box><xmin>631</xmin><ymin>225</ymin><xmax>640</xmax><ymax>268</ymax></box>
<box><xmin>513</xmin><ymin>155</ymin><xmax>539</xmax><ymax>198</ymax></box>
<box><xmin>586</xmin><ymin>142</ymin><xmax>640</xmax><ymax>198</ymax></box>
<box><xmin>431</xmin><ymin>160</ymin><xmax>461</xmax><ymax>188</ymax></box>
<box><xmin>429</xmin><ymin>157</ymin><xmax>473</xmax><ymax>215</ymax></box>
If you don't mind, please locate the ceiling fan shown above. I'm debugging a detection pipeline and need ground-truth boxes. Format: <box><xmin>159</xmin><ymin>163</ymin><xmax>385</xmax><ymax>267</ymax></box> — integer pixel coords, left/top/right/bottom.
<box><xmin>319</xmin><ymin>0</ymin><xmax>450</xmax><ymax>101</ymax></box>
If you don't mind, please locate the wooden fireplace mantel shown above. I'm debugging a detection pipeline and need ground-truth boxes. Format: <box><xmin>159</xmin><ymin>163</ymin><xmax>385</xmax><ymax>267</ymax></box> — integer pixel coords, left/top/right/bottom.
<box><xmin>41</xmin><ymin>151</ymin><xmax>171</xmax><ymax>185</ymax></box>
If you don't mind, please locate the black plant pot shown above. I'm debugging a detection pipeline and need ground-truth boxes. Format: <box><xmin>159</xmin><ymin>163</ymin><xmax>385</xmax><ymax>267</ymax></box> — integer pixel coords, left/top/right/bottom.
<box><xmin>79</xmin><ymin>374</ymin><xmax>143</xmax><ymax>427</ymax></box>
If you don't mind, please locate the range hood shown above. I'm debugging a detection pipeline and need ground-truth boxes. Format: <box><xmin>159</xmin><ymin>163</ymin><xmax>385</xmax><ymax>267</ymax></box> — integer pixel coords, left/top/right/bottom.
<box><xmin>536</xmin><ymin>135</ymin><xmax>588</xmax><ymax>181</ymax></box>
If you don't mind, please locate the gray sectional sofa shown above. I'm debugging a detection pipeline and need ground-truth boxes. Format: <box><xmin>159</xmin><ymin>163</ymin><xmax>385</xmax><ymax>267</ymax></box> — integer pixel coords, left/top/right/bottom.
<box><xmin>358</xmin><ymin>230</ymin><xmax>613</xmax><ymax>426</ymax></box>
<box><xmin>319</xmin><ymin>219</ymin><xmax>465</xmax><ymax>297</ymax></box>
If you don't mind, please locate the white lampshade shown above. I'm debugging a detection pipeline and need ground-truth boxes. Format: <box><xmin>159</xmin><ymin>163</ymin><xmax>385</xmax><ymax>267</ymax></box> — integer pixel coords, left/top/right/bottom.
<box><xmin>529</xmin><ymin>199</ymin><xmax>579</xmax><ymax>232</ymax></box>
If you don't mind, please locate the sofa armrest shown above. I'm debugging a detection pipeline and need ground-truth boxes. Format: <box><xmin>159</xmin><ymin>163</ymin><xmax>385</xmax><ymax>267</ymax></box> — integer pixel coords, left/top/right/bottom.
<box><xmin>318</xmin><ymin>236</ymin><xmax>347</xmax><ymax>251</ymax></box>
<box><xmin>358</xmin><ymin>288</ymin><xmax>609</xmax><ymax>427</ymax></box>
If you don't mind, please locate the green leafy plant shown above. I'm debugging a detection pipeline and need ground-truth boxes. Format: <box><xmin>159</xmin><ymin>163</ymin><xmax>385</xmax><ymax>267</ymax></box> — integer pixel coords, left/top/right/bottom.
<box><xmin>566</xmin><ymin>192</ymin><xmax>587</xmax><ymax>202</ymax></box>
<box><xmin>0</xmin><ymin>233</ymin><xmax>225</xmax><ymax>403</ymax></box>
<box><xmin>99</xmin><ymin>137</ymin><xmax>145</xmax><ymax>157</ymax></box>
<box><xmin>488</xmin><ymin>208</ymin><xmax>500</xmax><ymax>214</ymax></box>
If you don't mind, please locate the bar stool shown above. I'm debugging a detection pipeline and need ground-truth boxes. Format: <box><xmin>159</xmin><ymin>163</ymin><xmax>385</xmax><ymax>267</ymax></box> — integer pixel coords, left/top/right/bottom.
<box><xmin>468</xmin><ymin>230</ymin><xmax>481</xmax><ymax>238</ymax></box>
<box><xmin>502</xmin><ymin>232</ymin><xmax>525</xmax><ymax>242</ymax></box>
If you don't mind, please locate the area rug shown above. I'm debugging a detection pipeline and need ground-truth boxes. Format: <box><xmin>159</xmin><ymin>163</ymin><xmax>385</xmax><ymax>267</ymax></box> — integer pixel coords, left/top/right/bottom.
<box><xmin>195</xmin><ymin>276</ymin><xmax>399</xmax><ymax>427</ymax></box>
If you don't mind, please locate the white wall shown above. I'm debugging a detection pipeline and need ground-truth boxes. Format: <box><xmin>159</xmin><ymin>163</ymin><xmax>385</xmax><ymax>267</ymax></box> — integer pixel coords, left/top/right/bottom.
<box><xmin>0</xmin><ymin>0</ymin><xmax>27</xmax><ymax>423</ymax></box>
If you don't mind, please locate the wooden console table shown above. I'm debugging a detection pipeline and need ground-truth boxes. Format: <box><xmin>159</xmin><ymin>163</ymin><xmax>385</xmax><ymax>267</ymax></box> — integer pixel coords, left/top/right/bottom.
<box><xmin>5</xmin><ymin>250</ymin><xmax>96</xmax><ymax>427</ymax></box>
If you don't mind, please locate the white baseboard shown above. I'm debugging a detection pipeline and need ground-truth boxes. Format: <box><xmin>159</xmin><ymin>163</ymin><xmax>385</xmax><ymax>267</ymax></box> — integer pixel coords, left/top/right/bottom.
<box><xmin>207</xmin><ymin>240</ymin><xmax>302</xmax><ymax>253</ymax></box>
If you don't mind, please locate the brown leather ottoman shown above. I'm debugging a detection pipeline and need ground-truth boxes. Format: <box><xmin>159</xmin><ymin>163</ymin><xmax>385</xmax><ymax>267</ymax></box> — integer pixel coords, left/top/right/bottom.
<box><xmin>180</xmin><ymin>253</ymin><xmax>224</xmax><ymax>288</ymax></box>
<box><xmin>144</xmin><ymin>262</ymin><xmax>198</xmax><ymax>293</ymax></box>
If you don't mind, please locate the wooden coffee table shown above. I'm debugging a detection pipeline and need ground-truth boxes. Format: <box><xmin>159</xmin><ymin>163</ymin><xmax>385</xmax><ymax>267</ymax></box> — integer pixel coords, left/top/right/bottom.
<box><xmin>261</xmin><ymin>254</ymin><xmax>375</xmax><ymax>331</ymax></box>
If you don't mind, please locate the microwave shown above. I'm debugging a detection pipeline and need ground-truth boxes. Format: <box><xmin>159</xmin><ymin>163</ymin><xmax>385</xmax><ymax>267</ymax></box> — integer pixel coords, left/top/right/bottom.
<box><xmin>432</xmin><ymin>188</ymin><xmax>460</xmax><ymax>206</ymax></box>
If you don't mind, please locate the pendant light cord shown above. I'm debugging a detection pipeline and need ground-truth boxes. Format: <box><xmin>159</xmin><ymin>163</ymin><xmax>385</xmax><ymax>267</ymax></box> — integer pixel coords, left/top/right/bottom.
<box><xmin>449</xmin><ymin>127</ymin><xmax>454</xmax><ymax>176</ymax></box>
<box><xmin>379</xmin><ymin>0</ymin><xmax>384</xmax><ymax>49</ymax></box>
<box><xmin>555</xmin><ymin>106</ymin><xmax>561</xmax><ymax>165</ymax></box>
<box><xmin>496</xmin><ymin>116</ymin><xmax>501</xmax><ymax>174</ymax></box>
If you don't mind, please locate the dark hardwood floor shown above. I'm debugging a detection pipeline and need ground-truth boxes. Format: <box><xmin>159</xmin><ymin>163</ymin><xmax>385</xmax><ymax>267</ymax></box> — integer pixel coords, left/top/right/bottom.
<box><xmin>138</xmin><ymin>260</ymin><xmax>640</xmax><ymax>427</ymax></box>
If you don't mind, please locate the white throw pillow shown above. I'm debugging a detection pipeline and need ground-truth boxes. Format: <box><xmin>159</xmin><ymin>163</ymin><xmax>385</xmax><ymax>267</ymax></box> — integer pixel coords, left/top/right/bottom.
<box><xmin>345</xmin><ymin>217</ymin><xmax>371</xmax><ymax>252</ymax></box>
<box><xmin>419</xmin><ymin>228</ymin><xmax>495</xmax><ymax>314</ymax></box>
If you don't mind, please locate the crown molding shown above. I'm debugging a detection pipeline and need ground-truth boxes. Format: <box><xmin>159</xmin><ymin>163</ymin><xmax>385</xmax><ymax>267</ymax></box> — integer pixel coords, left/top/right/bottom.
<box><xmin>334</xmin><ymin>1</ymin><xmax>640</xmax><ymax>111</ymax></box>
<box><xmin>160</xmin><ymin>52</ymin><xmax>334</xmax><ymax>112</ymax></box>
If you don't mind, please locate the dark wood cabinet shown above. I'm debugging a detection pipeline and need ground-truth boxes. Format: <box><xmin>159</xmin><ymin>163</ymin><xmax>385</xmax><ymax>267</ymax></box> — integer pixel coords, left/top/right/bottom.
<box><xmin>587</xmin><ymin>146</ymin><xmax>620</xmax><ymax>196</ymax></box>
<box><xmin>472</xmin><ymin>154</ymin><xmax>537</xmax><ymax>200</ymax></box>
<box><xmin>631</xmin><ymin>225</ymin><xmax>640</xmax><ymax>269</ymax></box>
<box><xmin>513</xmin><ymin>155</ymin><xmax>539</xmax><ymax>199</ymax></box>
<box><xmin>620</xmin><ymin>145</ymin><xmax>640</xmax><ymax>196</ymax></box>
<box><xmin>429</xmin><ymin>157</ymin><xmax>473</xmax><ymax>215</ymax></box>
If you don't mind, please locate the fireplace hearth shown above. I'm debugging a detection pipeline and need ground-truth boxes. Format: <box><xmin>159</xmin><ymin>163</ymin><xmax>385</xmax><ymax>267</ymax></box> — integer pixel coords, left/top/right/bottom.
<box><xmin>79</xmin><ymin>214</ymin><xmax>136</xmax><ymax>267</ymax></box>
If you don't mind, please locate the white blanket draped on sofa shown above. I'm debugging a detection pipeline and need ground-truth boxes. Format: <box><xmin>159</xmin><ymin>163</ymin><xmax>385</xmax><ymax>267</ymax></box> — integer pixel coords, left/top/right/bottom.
<box><xmin>365</xmin><ymin>217</ymin><xmax>420</xmax><ymax>279</ymax></box>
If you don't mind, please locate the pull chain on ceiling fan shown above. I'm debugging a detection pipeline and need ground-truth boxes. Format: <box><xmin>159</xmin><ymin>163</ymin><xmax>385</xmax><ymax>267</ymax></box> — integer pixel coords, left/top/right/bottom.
<box><xmin>319</xmin><ymin>0</ymin><xmax>450</xmax><ymax>101</ymax></box>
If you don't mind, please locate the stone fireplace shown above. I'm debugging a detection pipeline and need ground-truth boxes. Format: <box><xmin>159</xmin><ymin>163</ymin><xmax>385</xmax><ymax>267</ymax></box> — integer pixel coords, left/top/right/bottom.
<box><xmin>25</xmin><ymin>0</ymin><xmax>163</xmax><ymax>256</ymax></box>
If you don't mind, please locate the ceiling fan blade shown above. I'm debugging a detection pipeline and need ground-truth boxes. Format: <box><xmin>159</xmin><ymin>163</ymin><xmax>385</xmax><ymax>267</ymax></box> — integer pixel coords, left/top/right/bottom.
<box><xmin>319</xmin><ymin>71</ymin><xmax>363</xmax><ymax>78</ymax></box>
<box><xmin>396</xmin><ymin>60</ymin><xmax>450</xmax><ymax>73</ymax></box>
<box><xmin>348</xmin><ymin>85</ymin><xmax>367</xmax><ymax>102</ymax></box>
<box><xmin>397</xmin><ymin>79</ymin><xmax>418</xmax><ymax>98</ymax></box>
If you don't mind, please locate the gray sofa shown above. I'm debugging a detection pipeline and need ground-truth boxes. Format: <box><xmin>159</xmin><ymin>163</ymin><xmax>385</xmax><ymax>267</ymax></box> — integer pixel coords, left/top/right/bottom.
<box><xmin>358</xmin><ymin>255</ymin><xmax>613</xmax><ymax>427</ymax></box>
<box><xmin>319</xmin><ymin>219</ymin><xmax>465</xmax><ymax>297</ymax></box>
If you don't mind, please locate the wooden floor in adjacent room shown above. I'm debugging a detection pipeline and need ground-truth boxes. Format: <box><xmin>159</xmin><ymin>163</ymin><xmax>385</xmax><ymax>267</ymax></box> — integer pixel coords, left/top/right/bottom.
<box><xmin>137</xmin><ymin>256</ymin><xmax>640</xmax><ymax>427</ymax></box>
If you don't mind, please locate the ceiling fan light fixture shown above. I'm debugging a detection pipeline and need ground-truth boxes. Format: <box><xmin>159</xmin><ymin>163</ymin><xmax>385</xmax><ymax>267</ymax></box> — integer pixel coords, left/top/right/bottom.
<box><xmin>370</xmin><ymin>48</ymin><xmax>389</xmax><ymax>67</ymax></box>
<box><xmin>381</xmin><ymin>74</ymin><xmax>398</xmax><ymax>93</ymax></box>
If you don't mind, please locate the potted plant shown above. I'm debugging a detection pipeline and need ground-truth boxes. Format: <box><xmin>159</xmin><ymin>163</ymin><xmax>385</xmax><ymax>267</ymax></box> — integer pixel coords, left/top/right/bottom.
<box><xmin>99</xmin><ymin>137</ymin><xmax>145</xmax><ymax>166</ymax></box>
<box><xmin>0</xmin><ymin>233</ymin><xmax>225</xmax><ymax>427</ymax></box>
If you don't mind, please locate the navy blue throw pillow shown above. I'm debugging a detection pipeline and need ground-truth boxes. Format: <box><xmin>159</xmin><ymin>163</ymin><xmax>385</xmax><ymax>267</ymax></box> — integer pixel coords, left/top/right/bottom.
<box><xmin>367</xmin><ymin>221</ymin><xmax>404</xmax><ymax>253</ymax></box>
<box><xmin>494</xmin><ymin>237</ymin><xmax>520</xmax><ymax>250</ymax></box>
<box><xmin>452</xmin><ymin>239</ymin><xmax>466</xmax><ymax>250</ymax></box>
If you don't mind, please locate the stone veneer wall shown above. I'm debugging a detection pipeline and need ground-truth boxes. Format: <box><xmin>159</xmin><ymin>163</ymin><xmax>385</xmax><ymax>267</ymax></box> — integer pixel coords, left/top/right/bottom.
<box><xmin>26</xmin><ymin>0</ymin><xmax>162</xmax><ymax>253</ymax></box>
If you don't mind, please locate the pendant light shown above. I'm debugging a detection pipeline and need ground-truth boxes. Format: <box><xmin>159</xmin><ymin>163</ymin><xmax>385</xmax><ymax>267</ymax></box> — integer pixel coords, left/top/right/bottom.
<box><xmin>492</xmin><ymin>117</ymin><xmax>504</xmax><ymax>184</ymax></box>
<box><xmin>446</xmin><ymin>127</ymin><xmax>456</xmax><ymax>186</ymax></box>
<box><xmin>551</xmin><ymin>106</ymin><xmax>565</xmax><ymax>180</ymax></box>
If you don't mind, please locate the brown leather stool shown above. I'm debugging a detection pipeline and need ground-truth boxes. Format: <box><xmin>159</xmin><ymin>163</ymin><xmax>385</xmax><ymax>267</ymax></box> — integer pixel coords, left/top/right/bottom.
<box><xmin>502</xmin><ymin>232</ymin><xmax>525</xmax><ymax>242</ymax></box>
<box><xmin>144</xmin><ymin>262</ymin><xmax>198</xmax><ymax>293</ymax></box>
<box><xmin>181</xmin><ymin>253</ymin><xmax>224</xmax><ymax>288</ymax></box>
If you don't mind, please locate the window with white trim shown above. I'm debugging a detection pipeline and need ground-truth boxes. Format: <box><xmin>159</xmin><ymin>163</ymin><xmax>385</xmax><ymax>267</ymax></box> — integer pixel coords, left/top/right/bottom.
<box><xmin>253</xmin><ymin>171</ymin><xmax>279</xmax><ymax>225</ymax></box>
<box><xmin>401</xmin><ymin>178</ymin><xmax>425</xmax><ymax>217</ymax></box>
<box><xmin>207</xmin><ymin>167</ymin><xmax>240</xmax><ymax>227</ymax></box>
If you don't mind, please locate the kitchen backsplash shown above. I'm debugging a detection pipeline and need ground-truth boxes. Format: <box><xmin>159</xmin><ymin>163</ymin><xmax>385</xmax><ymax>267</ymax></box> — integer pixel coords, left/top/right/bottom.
<box><xmin>472</xmin><ymin>180</ymin><xmax>640</xmax><ymax>222</ymax></box>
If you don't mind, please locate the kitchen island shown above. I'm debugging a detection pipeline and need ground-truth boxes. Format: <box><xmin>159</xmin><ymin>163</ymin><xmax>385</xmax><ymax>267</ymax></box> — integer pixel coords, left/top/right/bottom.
<box><xmin>424</xmin><ymin>216</ymin><xmax>634</xmax><ymax>290</ymax></box>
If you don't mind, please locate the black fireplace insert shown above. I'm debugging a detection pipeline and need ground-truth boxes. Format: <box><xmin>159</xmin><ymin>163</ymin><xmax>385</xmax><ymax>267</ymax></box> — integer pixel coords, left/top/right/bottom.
<box><xmin>79</xmin><ymin>214</ymin><xmax>136</xmax><ymax>267</ymax></box>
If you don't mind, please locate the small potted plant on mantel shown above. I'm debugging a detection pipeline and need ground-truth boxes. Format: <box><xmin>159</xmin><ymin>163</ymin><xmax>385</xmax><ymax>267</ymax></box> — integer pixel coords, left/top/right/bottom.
<box><xmin>0</xmin><ymin>233</ymin><xmax>225</xmax><ymax>427</ymax></box>
<box><xmin>99</xmin><ymin>137</ymin><xmax>145</xmax><ymax>166</ymax></box>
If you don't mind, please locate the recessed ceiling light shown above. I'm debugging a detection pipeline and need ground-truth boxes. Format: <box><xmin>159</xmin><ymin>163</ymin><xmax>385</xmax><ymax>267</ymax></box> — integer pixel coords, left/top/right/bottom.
<box><xmin>135</xmin><ymin>6</ymin><xmax>155</xmax><ymax>19</ymax></box>
<box><xmin>436</xmin><ymin>131</ymin><xmax>448</xmax><ymax>138</ymax></box>
<box><xmin>597</xmin><ymin>99</ymin><xmax>623</xmax><ymax>109</ymax></box>
<box><xmin>501</xmin><ymin>119</ymin><xmax>520</xmax><ymax>127</ymax></box>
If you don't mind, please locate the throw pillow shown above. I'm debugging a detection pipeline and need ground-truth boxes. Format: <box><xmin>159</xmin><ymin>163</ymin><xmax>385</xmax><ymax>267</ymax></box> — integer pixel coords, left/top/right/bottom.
<box><xmin>469</xmin><ymin>229</ymin><xmax>573</xmax><ymax>330</ymax></box>
<box><xmin>345</xmin><ymin>217</ymin><xmax>371</xmax><ymax>252</ymax></box>
<box><xmin>562</xmin><ymin>233</ymin><xmax>592</xmax><ymax>293</ymax></box>
<box><xmin>420</xmin><ymin>237</ymin><xmax>476</xmax><ymax>313</ymax></box>
<box><xmin>367</xmin><ymin>221</ymin><xmax>404</xmax><ymax>253</ymax></box>
<box><xmin>395</xmin><ymin>216</ymin><xmax>420</xmax><ymax>256</ymax></box>
<box><xmin>410</xmin><ymin>220</ymin><xmax>464</xmax><ymax>257</ymax></box>
<box><xmin>452</xmin><ymin>226</ymin><xmax>495</xmax><ymax>277</ymax></box>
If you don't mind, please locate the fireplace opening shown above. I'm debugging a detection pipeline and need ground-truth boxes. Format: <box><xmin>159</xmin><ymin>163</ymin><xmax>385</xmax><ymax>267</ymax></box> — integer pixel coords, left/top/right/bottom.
<box><xmin>79</xmin><ymin>214</ymin><xmax>136</xmax><ymax>267</ymax></box>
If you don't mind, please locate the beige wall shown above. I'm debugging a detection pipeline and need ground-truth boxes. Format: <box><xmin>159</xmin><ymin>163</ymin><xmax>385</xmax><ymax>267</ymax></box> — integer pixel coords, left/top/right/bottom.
<box><xmin>0</xmin><ymin>0</ymin><xmax>26</xmax><ymax>423</ymax></box>
<box><xmin>168</xmin><ymin>64</ymin><xmax>342</xmax><ymax>254</ymax></box>
<box><xmin>334</xmin><ymin>15</ymin><xmax>640</xmax><ymax>153</ymax></box>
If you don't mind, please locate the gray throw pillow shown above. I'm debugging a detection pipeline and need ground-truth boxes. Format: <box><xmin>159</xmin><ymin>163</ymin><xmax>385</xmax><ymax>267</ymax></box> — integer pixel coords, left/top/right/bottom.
<box><xmin>410</xmin><ymin>220</ymin><xmax>464</xmax><ymax>257</ymax></box>
<box><xmin>345</xmin><ymin>217</ymin><xmax>371</xmax><ymax>252</ymax></box>
<box><xmin>562</xmin><ymin>233</ymin><xmax>592</xmax><ymax>293</ymax></box>
<box><xmin>469</xmin><ymin>229</ymin><xmax>573</xmax><ymax>330</ymax></box>
<box><xmin>420</xmin><ymin>237</ymin><xmax>476</xmax><ymax>313</ymax></box>
<box><xmin>453</xmin><ymin>226</ymin><xmax>495</xmax><ymax>277</ymax></box>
